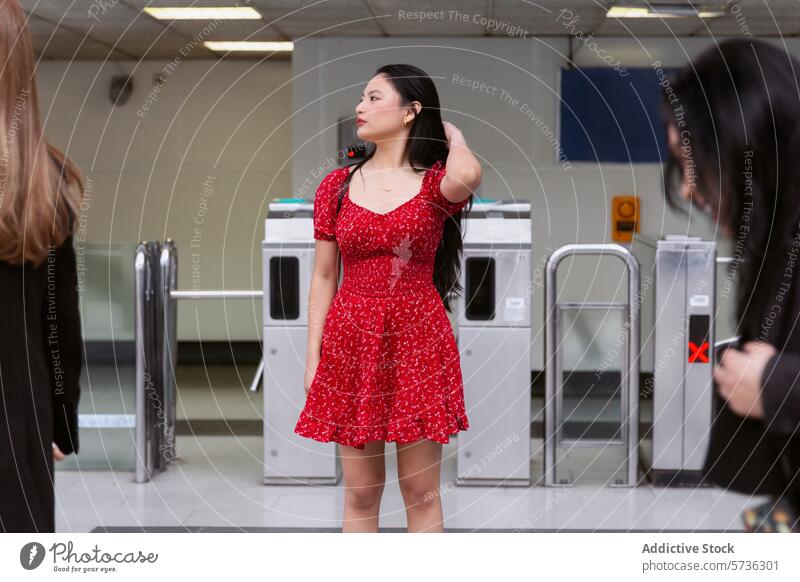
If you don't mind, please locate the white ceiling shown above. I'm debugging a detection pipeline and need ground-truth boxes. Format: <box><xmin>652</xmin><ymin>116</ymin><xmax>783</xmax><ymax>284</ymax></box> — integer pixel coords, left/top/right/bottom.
<box><xmin>18</xmin><ymin>0</ymin><xmax>800</xmax><ymax>60</ymax></box>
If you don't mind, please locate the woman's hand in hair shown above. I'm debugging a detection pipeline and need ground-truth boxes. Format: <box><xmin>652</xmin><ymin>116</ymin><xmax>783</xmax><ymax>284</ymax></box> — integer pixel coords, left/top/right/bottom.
<box><xmin>442</xmin><ymin>120</ymin><xmax>461</xmax><ymax>144</ymax></box>
<box><xmin>440</xmin><ymin>120</ymin><xmax>482</xmax><ymax>199</ymax></box>
<box><xmin>713</xmin><ymin>341</ymin><xmax>777</xmax><ymax>418</ymax></box>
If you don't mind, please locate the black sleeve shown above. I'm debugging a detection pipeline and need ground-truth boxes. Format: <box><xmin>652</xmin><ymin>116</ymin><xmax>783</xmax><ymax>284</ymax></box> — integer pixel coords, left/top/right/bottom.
<box><xmin>42</xmin><ymin>234</ymin><xmax>83</xmax><ymax>455</ymax></box>
<box><xmin>760</xmin><ymin>351</ymin><xmax>800</xmax><ymax>436</ymax></box>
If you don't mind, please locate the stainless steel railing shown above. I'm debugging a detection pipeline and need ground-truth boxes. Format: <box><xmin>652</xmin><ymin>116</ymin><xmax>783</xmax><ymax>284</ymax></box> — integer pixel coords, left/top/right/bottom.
<box><xmin>544</xmin><ymin>243</ymin><xmax>641</xmax><ymax>488</ymax></box>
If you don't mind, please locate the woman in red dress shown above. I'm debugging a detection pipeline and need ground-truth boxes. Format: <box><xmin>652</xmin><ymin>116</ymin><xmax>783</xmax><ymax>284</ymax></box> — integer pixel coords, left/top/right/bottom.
<box><xmin>295</xmin><ymin>64</ymin><xmax>482</xmax><ymax>532</ymax></box>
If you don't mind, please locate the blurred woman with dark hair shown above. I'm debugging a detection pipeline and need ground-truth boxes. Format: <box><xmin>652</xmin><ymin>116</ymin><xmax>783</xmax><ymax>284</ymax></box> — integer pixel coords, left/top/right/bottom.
<box><xmin>661</xmin><ymin>37</ymin><xmax>799</xmax><ymax>531</ymax></box>
<box><xmin>0</xmin><ymin>0</ymin><xmax>85</xmax><ymax>532</ymax></box>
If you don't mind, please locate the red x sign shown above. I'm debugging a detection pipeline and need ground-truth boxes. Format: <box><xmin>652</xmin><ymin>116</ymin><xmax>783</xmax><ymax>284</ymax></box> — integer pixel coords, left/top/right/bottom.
<box><xmin>688</xmin><ymin>341</ymin><xmax>709</xmax><ymax>363</ymax></box>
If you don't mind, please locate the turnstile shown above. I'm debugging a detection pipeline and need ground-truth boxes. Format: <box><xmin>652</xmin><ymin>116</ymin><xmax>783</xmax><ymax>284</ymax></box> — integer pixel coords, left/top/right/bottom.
<box><xmin>544</xmin><ymin>244</ymin><xmax>641</xmax><ymax>487</ymax></box>
<box><xmin>134</xmin><ymin>240</ymin><xmax>178</xmax><ymax>483</ymax></box>
<box><xmin>262</xmin><ymin>201</ymin><xmax>341</xmax><ymax>485</ymax></box>
<box><xmin>651</xmin><ymin>235</ymin><xmax>716</xmax><ymax>486</ymax></box>
<box><xmin>456</xmin><ymin>201</ymin><xmax>532</xmax><ymax>486</ymax></box>
<box><xmin>134</xmin><ymin>239</ymin><xmax>261</xmax><ymax>483</ymax></box>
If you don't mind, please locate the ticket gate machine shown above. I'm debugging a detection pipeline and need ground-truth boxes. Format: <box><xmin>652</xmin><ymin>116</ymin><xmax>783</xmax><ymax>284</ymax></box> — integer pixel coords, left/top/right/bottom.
<box><xmin>262</xmin><ymin>200</ymin><xmax>341</xmax><ymax>485</ymax></box>
<box><xmin>456</xmin><ymin>201</ymin><xmax>533</xmax><ymax>486</ymax></box>
<box><xmin>651</xmin><ymin>235</ymin><xmax>716</xmax><ymax>486</ymax></box>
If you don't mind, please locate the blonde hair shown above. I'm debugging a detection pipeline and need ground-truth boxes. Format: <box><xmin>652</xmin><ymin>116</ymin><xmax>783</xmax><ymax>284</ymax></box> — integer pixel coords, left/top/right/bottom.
<box><xmin>0</xmin><ymin>0</ymin><xmax>84</xmax><ymax>267</ymax></box>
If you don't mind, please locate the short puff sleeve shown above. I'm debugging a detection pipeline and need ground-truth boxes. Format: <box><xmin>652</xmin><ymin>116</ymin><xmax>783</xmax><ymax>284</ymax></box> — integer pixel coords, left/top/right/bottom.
<box><xmin>430</xmin><ymin>159</ymin><xmax>471</xmax><ymax>216</ymax></box>
<box><xmin>313</xmin><ymin>169</ymin><xmax>343</xmax><ymax>241</ymax></box>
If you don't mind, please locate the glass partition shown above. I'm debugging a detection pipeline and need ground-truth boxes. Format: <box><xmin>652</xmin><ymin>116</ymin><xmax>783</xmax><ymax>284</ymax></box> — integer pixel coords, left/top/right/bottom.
<box><xmin>57</xmin><ymin>241</ymin><xmax>138</xmax><ymax>472</ymax></box>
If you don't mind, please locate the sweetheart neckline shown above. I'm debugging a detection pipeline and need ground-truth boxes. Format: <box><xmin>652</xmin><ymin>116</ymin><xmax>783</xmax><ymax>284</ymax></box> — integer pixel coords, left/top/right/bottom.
<box><xmin>342</xmin><ymin>164</ymin><xmax>435</xmax><ymax>217</ymax></box>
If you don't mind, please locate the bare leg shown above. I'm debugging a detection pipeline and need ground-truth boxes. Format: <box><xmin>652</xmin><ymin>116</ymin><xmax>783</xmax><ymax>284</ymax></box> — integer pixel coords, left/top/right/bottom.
<box><xmin>396</xmin><ymin>440</ymin><xmax>444</xmax><ymax>532</ymax></box>
<box><xmin>339</xmin><ymin>440</ymin><xmax>385</xmax><ymax>532</ymax></box>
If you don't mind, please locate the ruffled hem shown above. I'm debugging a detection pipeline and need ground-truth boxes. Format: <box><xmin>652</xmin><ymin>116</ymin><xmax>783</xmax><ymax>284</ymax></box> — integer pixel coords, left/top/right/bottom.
<box><xmin>294</xmin><ymin>412</ymin><xmax>469</xmax><ymax>450</ymax></box>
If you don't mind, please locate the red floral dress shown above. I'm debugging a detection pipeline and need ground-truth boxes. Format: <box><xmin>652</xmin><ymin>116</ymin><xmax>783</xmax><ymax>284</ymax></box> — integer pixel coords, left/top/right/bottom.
<box><xmin>294</xmin><ymin>159</ymin><xmax>470</xmax><ymax>449</ymax></box>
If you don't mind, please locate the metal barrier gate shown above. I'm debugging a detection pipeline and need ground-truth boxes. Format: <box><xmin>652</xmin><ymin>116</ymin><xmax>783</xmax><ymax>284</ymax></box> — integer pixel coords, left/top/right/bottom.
<box><xmin>134</xmin><ymin>240</ymin><xmax>171</xmax><ymax>483</ymax></box>
<box><xmin>134</xmin><ymin>239</ymin><xmax>262</xmax><ymax>483</ymax></box>
<box><xmin>544</xmin><ymin>243</ymin><xmax>641</xmax><ymax>487</ymax></box>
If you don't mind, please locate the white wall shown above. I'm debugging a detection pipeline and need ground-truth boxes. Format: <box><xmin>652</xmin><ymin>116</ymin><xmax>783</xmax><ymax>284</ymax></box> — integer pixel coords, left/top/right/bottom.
<box><xmin>36</xmin><ymin>59</ymin><xmax>292</xmax><ymax>341</ymax></box>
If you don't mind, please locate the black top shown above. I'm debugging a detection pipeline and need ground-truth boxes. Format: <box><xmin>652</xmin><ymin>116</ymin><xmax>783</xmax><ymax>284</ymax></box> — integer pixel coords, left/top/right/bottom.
<box><xmin>757</xmin><ymin>304</ymin><xmax>800</xmax><ymax>509</ymax></box>
<box><xmin>704</xmin><ymin>246</ymin><xmax>800</xmax><ymax>511</ymax></box>
<box><xmin>0</xmin><ymin>229</ymin><xmax>82</xmax><ymax>532</ymax></box>
<box><xmin>762</xmin><ymin>348</ymin><xmax>800</xmax><ymax>435</ymax></box>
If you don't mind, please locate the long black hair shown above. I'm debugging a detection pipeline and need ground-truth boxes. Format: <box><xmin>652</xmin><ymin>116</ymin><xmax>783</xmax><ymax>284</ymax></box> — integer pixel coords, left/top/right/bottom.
<box><xmin>333</xmin><ymin>63</ymin><xmax>472</xmax><ymax>312</ymax></box>
<box><xmin>660</xmin><ymin>38</ymin><xmax>800</xmax><ymax>343</ymax></box>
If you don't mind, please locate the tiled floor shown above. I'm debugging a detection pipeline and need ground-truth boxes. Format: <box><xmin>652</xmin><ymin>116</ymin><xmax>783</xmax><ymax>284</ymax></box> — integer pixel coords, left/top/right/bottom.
<box><xmin>55</xmin><ymin>435</ymin><xmax>767</xmax><ymax>532</ymax></box>
<box><xmin>52</xmin><ymin>364</ymin><xmax>769</xmax><ymax>532</ymax></box>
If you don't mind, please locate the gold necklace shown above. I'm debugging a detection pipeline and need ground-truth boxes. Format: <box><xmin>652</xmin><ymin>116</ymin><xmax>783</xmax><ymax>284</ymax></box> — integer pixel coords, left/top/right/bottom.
<box><xmin>375</xmin><ymin>167</ymin><xmax>405</xmax><ymax>191</ymax></box>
